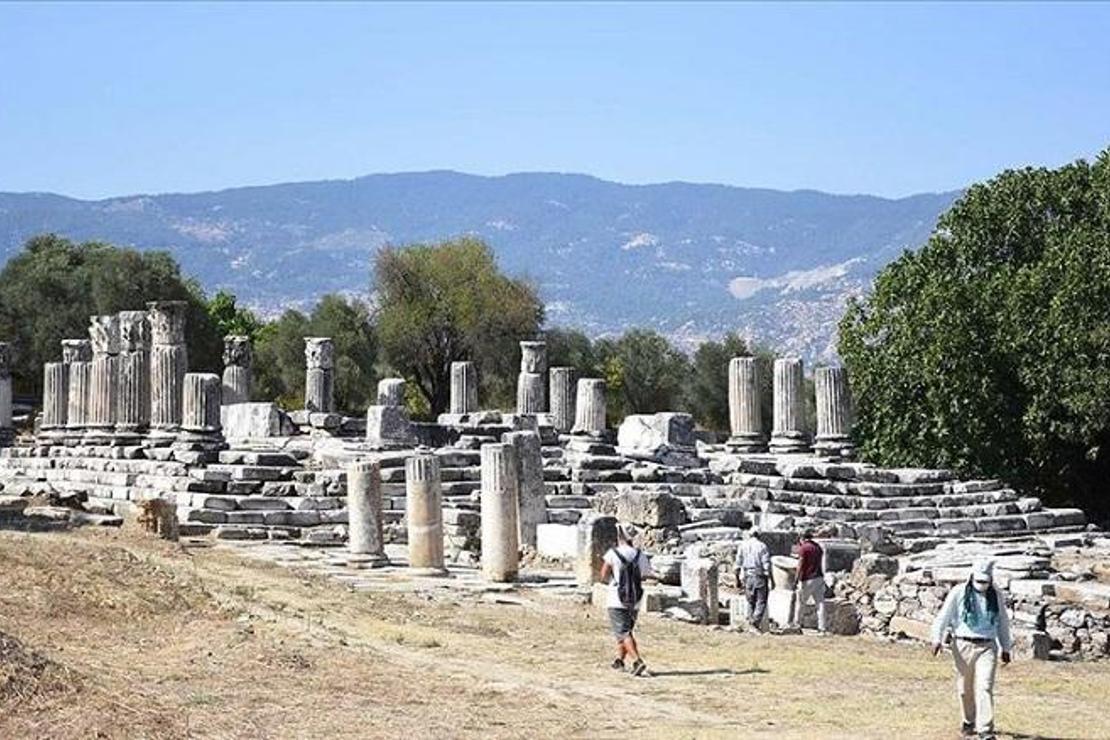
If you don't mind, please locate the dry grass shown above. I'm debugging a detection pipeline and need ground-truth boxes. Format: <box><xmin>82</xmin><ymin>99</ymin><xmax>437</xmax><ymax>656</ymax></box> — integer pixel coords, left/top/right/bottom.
<box><xmin>1</xmin><ymin>528</ymin><xmax>1107</xmax><ymax>739</ymax></box>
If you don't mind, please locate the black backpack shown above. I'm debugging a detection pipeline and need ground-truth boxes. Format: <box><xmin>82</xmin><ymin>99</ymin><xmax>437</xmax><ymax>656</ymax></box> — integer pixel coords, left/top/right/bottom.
<box><xmin>613</xmin><ymin>548</ymin><xmax>644</xmax><ymax>608</ymax></box>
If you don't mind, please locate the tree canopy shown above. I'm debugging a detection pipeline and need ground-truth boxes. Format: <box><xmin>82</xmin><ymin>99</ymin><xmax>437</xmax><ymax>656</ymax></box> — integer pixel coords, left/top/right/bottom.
<box><xmin>839</xmin><ymin>148</ymin><xmax>1110</xmax><ymax>520</ymax></box>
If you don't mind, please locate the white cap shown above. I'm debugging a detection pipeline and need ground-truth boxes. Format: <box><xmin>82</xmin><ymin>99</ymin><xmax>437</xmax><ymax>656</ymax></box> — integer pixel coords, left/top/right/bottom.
<box><xmin>971</xmin><ymin>559</ymin><xmax>995</xmax><ymax>582</ymax></box>
<box><xmin>617</xmin><ymin>522</ymin><xmax>638</xmax><ymax>543</ymax></box>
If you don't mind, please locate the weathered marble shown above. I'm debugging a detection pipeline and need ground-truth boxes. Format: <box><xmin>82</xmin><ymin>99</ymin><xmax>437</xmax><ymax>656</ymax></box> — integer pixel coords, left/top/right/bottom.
<box><xmin>86</xmin><ymin>315</ymin><xmax>120</xmax><ymax>438</ymax></box>
<box><xmin>148</xmin><ymin>301</ymin><xmax>188</xmax><ymax>437</ymax></box>
<box><xmin>304</xmin><ymin>337</ymin><xmax>334</xmax><ymax>413</ymax></box>
<box><xmin>0</xmin><ymin>342</ymin><xmax>12</xmax><ymax>443</ymax></box>
<box><xmin>347</xmin><ymin>460</ymin><xmax>389</xmax><ymax>566</ymax></box>
<box><xmin>376</xmin><ymin>377</ymin><xmax>405</xmax><ymax>407</ymax></box>
<box><xmin>503</xmin><ymin>430</ymin><xmax>545</xmax><ymax>549</ymax></box>
<box><xmin>179</xmin><ymin>372</ymin><xmax>222</xmax><ymax>444</ymax></box>
<box><xmin>516</xmin><ymin>341</ymin><xmax>547</xmax><ymax>414</ymax></box>
<box><xmin>575</xmin><ymin>513</ymin><xmax>617</xmax><ymax>587</ymax></box>
<box><xmin>548</xmin><ymin>366</ymin><xmax>577</xmax><ymax>433</ymax></box>
<box><xmin>221</xmin><ymin>335</ymin><xmax>252</xmax><ymax>404</ymax></box>
<box><xmin>61</xmin><ymin>339</ymin><xmax>92</xmax><ymax>440</ymax></box>
<box><xmin>480</xmin><ymin>443</ymin><xmax>520</xmax><ymax>582</ymax></box>
<box><xmin>449</xmin><ymin>361</ymin><xmax>479</xmax><ymax>414</ymax></box>
<box><xmin>770</xmin><ymin>357</ymin><xmax>810</xmax><ymax>454</ymax></box>
<box><xmin>727</xmin><ymin>356</ymin><xmax>766</xmax><ymax>452</ymax></box>
<box><xmin>41</xmin><ymin>362</ymin><xmax>69</xmax><ymax>432</ymax></box>
<box><xmin>405</xmin><ymin>454</ymin><xmax>447</xmax><ymax>575</ymax></box>
<box><xmin>115</xmin><ymin>310</ymin><xmax>150</xmax><ymax>438</ymax></box>
<box><xmin>571</xmin><ymin>378</ymin><xmax>607</xmax><ymax>436</ymax></box>
<box><xmin>815</xmin><ymin>366</ymin><xmax>854</xmax><ymax>458</ymax></box>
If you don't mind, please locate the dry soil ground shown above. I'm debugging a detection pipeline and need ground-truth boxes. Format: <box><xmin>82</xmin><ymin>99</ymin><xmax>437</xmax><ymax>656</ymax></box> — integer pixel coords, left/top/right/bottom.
<box><xmin>1</xmin><ymin>528</ymin><xmax>1107</xmax><ymax>740</ymax></box>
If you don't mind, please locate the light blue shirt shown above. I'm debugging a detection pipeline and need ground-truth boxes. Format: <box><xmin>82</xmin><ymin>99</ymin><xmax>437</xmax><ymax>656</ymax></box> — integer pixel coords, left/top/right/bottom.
<box><xmin>930</xmin><ymin>582</ymin><xmax>1013</xmax><ymax>651</ymax></box>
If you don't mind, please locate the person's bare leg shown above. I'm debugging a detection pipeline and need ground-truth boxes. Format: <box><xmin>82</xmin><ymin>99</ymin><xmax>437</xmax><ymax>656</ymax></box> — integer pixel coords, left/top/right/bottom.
<box><xmin>615</xmin><ymin>639</ymin><xmax>627</xmax><ymax>662</ymax></box>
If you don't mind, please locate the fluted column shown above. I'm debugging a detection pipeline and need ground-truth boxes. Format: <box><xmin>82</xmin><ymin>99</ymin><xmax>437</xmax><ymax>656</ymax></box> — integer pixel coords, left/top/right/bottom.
<box><xmin>41</xmin><ymin>362</ymin><xmax>69</xmax><ymax>437</ymax></box>
<box><xmin>63</xmin><ymin>339</ymin><xmax>92</xmax><ymax>441</ymax></box>
<box><xmin>405</xmin><ymin>454</ymin><xmax>447</xmax><ymax>575</ymax></box>
<box><xmin>814</xmin><ymin>366</ymin><xmax>854</xmax><ymax>458</ymax></box>
<box><xmin>179</xmin><ymin>373</ymin><xmax>222</xmax><ymax>446</ymax></box>
<box><xmin>221</xmin><ymin>335</ymin><xmax>252</xmax><ymax>404</ymax></box>
<box><xmin>377</xmin><ymin>377</ymin><xmax>405</xmax><ymax>407</ymax></box>
<box><xmin>770</xmin><ymin>357</ymin><xmax>809</xmax><ymax>454</ymax></box>
<box><xmin>571</xmin><ymin>378</ymin><xmax>607</xmax><ymax>437</ymax></box>
<box><xmin>0</xmin><ymin>342</ymin><xmax>12</xmax><ymax>445</ymax></box>
<box><xmin>727</xmin><ymin>356</ymin><xmax>766</xmax><ymax>452</ymax></box>
<box><xmin>304</xmin><ymin>337</ymin><xmax>334</xmax><ymax>412</ymax></box>
<box><xmin>148</xmin><ymin>301</ymin><xmax>188</xmax><ymax>440</ymax></box>
<box><xmin>347</xmin><ymin>460</ymin><xmax>389</xmax><ymax>566</ymax></box>
<box><xmin>449</xmin><ymin>361</ymin><xmax>479</xmax><ymax>414</ymax></box>
<box><xmin>116</xmin><ymin>310</ymin><xmax>151</xmax><ymax>441</ymax></box>
<box><xmin>503</xmin><ymin>430</ymin><xmax>545</xmax><ymax>549</ymax></box>
<box><xmin>516</xmin><ymin>341</ymin><xmax>547</xmax><ymax>414</ymax></box>
<box><xmin>86</xmin><ymin>314</ymin><xmax>120</xmax><ymax>441</ymax></box>
<box><xmin>549</xmin><ymin>366</ymin><xmax>577</xmax><ymax>434</ymax></box>
<box><xmin>480</xmin><ymin>442</ymin><xmax>520</xmax><ymax>582</ymax></box>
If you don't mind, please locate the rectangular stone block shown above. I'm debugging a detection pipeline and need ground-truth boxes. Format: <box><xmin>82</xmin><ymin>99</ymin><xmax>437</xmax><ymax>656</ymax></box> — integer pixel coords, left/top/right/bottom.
<box><xmin>536</xmin><ymin>523</ymin><xmax>578</xmax><ymax>559</ymax></box>
<box><xmin>767</xmin><ymin>587</ymin><xmax>795</xmax><ymax>628</ymax></box>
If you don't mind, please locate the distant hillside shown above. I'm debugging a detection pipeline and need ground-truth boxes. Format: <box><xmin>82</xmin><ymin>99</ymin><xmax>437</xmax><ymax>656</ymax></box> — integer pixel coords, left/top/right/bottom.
<box><xmin>0</xmin><ymin>171</ymin><xmax>959</xmax><ymax>360</ymax></box>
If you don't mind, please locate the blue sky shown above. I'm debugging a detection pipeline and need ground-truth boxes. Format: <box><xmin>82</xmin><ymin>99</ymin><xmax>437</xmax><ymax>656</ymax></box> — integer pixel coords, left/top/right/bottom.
<box><xmin>1</xmin><ymin>2</ymin><xmax>1108</xmax><ymax>199</ymax></box>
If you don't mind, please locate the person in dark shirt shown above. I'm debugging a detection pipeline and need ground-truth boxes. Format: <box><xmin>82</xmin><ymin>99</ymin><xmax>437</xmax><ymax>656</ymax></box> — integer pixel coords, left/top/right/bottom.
<box><xmin>791</xmin><ymin>530</ymin><xmax>828</xmax><ymax>632</ymax></box>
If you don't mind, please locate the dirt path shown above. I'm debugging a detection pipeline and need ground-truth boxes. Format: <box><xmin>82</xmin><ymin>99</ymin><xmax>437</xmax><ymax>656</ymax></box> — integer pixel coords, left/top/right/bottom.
<box><xmin>1</xmin><ymin>529</ymin><xmax>1107</xmax><ymax>739</ymax></box>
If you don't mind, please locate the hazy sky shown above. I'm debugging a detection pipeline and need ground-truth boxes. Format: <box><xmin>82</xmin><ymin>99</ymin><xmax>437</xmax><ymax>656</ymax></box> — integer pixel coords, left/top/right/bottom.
<box><xmin>2</xmin><ymin>2</ymin><xmax>1108</xmax><ymax>199</ymax></box>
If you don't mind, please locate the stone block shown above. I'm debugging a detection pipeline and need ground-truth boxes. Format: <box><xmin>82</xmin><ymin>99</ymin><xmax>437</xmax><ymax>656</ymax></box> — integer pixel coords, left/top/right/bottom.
<box><xmin>576</xmin><ymin>513</ymin><xmax>617</xmax><ymax>587</ymax></box>
<box><xmin>1012</xmin><ymin>629</ymin><xmax>1052</xmax><ymax>660</ymax></box>
<box><xmin>221</xmin><ymin>403</ymin><xmax>294</xmax><ymax>438</ymax></box>
<box><xmin>365</xmin><ymin>405</ymin><xmax>416</xmax><ymax>447</ymax></box>
<box><xmin>823</xmin><ymin>598</ymin><xmax>860</xmax><ymax>635</ymax></box>
<box><xmin>888</xmin><ymin>616</ymin><xmax>932</xmax><ymax>642</ymax></box>
<box><xmin>594</xmin><ymin>489</ymin><xmax>686</xmax><ymax>528</ymax></box>
<box><xmin>771</xmin><ymin>555</ymin><xmax>799</xmax><ymax>591</ymax></box>
<box><xmin>680</xmin><ymin>557</ymin><xmax>719</xmax><ymax>625</ymax></box>
<box><xmin>767</xmin><ymin>587</ymin><xmax>795</xmax><ymax>628</ymax></box>
<box><xmin>820</xmin><ymin>540</ymin><xmax>862</xmax><ymax>573</ymax></box>
<box><xmin>536</xmin><ymin>523</ymin><xmax>578</xmax><ymax>559</ymax></box>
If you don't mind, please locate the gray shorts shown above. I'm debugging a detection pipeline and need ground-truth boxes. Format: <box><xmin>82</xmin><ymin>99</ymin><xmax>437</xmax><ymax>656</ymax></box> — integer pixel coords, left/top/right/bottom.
<box><xmin>608</xmin><ymin>607</ymin><xmax>638</xmax><ymax>639</ymax></box>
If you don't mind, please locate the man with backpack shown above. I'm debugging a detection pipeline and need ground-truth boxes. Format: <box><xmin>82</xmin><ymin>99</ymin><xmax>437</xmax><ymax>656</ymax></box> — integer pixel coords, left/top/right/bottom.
<box><xmin>599</xmin><ymin>523</ymin><xmax>653</xmax><ymax>676</ymax></box>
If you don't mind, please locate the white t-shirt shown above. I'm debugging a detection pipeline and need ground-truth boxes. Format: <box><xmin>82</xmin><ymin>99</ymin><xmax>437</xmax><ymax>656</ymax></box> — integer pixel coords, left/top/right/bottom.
<box><xmin>603</xmin><ymin>545</ymin><xmax>653</xmax><ymax>609</ymax></box>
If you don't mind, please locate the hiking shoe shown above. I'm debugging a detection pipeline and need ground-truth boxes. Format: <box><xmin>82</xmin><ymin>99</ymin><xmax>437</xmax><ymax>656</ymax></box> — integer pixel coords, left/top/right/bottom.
<box><xmin>960</xmin><ymin>722</ymin><xmax>974</xmax><ymax>737</ymax></box>
<box><xmin>631</xmin><ymin>659</ymin><xmax>647</xmax><ymax>677</ymax></box>
<box><xmin>610</xmin><ymin>658</ymin><xmax>625</xmax><ymax>671</ymax></box>
<box><xmin>977</xmin><ymin>734</ymin><xmax>995</xmax><ymax>740</ymax></box>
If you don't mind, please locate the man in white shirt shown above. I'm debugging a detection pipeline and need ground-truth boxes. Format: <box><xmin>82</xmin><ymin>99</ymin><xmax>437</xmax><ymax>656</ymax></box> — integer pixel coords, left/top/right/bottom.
<box><xmin>930</xmin><ymin>559</ymin><xmax>1013</xmax><ymax>740</ymax></box>
<box><xmin>599</xmin><ymin>523</ymin><xmax>653</xmax><ymax>676</ymax></box>
<box><xmin>733</xmin><ymin>520</ymin><xmax>772</xmax><ymax>630</ymax></box>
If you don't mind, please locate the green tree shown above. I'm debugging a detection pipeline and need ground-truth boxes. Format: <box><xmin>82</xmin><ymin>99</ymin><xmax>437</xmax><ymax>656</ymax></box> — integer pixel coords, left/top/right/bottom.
<box><xmin>839</xmin><ymin>149</ymin><xmax>1110</xmax><ymax>520</ymax></box>
<box><xmin>546</xmin><ymin>327</ymin><xmax>603</xmax><ymax>376</ymax></box>
<box><xmin>0</xmin><ymin>234</ymin><xmax>222</xmax><ymax>396</ymax></box>
<box><xmin>374</xmin><ymin>237</ymin><xmax>543</xmax><ymax>414</ymax></box>
<box><xmin>685</xmin><ymin>333</ymin><xmax>753</xmax><ymax>432</ymax></box>
<box><xmin>207</xmin><ymin>290</ymin><xmax>263</xmax><ymax>340</ymax></box>
<box><xmin>597</xmin><ymin>329</ymin><xmax>691</xmax><ymax>423</ymax></box>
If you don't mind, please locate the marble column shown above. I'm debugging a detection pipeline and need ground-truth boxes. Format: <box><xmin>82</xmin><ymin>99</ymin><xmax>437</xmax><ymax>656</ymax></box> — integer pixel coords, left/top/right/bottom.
<box><xmin>304</xmin><ymin>337</ymin><xmax>334</xmax><ymax>412</ymax></box>
<box><xmin>41</xmin><ymin>362</ymin><xmax>69</xmax><ymax>437</ymax></box>
<box><xmin>116</xmin><ymin>310</ymin><xmax>151</xmax><ymax>442</ymax></box>
<box><xmin>0</xmin><ymin>342</ymin><xmax>12</xmax><ymax>445</ymax></box>
<box><xmin>548</xmin><ymin>366</ymin><xmax>577</xmax><ymax>434</ymax></box>
<box><xmin>86</xmin><ymin>314</ymin><xmax>120</xmax><ymax>441</ymax></box>
<box><xmin>376</xmin><ymin>377</ymin><xmax>405</xmax><ymax>407</ymax></box>
<box><xmin>449</xmin><ymin>361</ymin><xmax>478</xmax><ymax>414</ymax></box>
<box><xmin>770</xmin><ymin>357</ymin><xmax>810</xmax><ymax>454</ymax></box>
<box><xmin>347</xmin><ymin>459</ymin><xmax>389</xmax><ymax>567</ymax></box>
<box><xmin>179</xmin><ymin>372</ymin><xmax>222</xmax><ymax>445</ymax></box>
<box><xmin>148</xmin><ymin>301</ymin><xmax>188</xmax><ymax>439</ymax></box>
<box><xmin>221</xmin><ymin>335</ymin><xmax>252</xmax><ymax>404</ymax></box>
<box><xmin>814</xmin><ymin>366</ymin><xmax>855</xmax><ymax>458</ymax></box>
<box><xmin>63</xmin><ymin>340</ymin><xmax>92</xmax><ymax>441</ymax></box>
<box><xmin>502</xmin><ymin>430</ymin><xmax>545</xmax><ymax>549</ymax></box>
<box><xmin>727</xmin><ymin>356</ymin><xmax>766</xmax><ymax>452</ymax></box>
<box><xmin>405</xmin><ymin>454</ymin><xmax>447</xmax><ymax>575</ymax></box>
<box><xmin>571</xmin><ymin>378</ymin><xmax>607</xmax><ymax>436</ymax></box>
<box><xmin>516</xmin><ymin>341</ymin><xmax>547</xmax><ymax>414</ymax></box>
<box><xmin>575</xmin><ymin>513</ymin><xmax>617</xmax><ymax>587</ymax></box>
<box><xmin>480</xmin><ymin>442</ymin><xmax>520</xmax><ymax>582</ymax></box>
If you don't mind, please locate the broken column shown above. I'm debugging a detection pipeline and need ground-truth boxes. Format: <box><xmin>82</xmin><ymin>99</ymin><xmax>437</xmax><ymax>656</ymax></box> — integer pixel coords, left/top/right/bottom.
<box><xmin>376</xmin><ymin>377</ymin><xmax>405</xmax><ymax>406</ymax></box>
<box><xmin>303</xmin><ymin>337</ymin><xmax>334</xmax><ymax>412</ymax></box>
<box><xmin>727</xmin><ymin>356</ymin><xmax>766</xmax><ymax>452</ymax></box>
<box><xmin>86</xmin><ymin>314</ymin><xmax>120</xmax><ymax>442</ymax></box>
<box><xmin>449</xmin><ymin>361</ymin><xmax>478</xmax><ymax>414</ymax></box>
<box><xmin>549</xmin><ymin>366</ymin><xmax>577</xmax><ymax>434</ymax></box>
<box><xmin>575</xmin><ymin>513</ymin><xmax>617</xmax><ymax>587</ymax></box>
<box><xmin>40</xmin><ymin>361</ymin><xmax>69</xmax><ymax>439</ymax></box>
<box><xmin>516</xmin><ymin>340</ymin><xmax>547</xmax><ymax>414</ymax></box>
<box><xmin>503</xmin><ymin>430</ymin><xmax>545</xmax><ymax>549</ymax></box>
<box><xmin>405</xmin><ymin>454</ymin><xmax>447</xmax><ymax>575</ymax></box>
<box><xmin>681</xmin><ymin>556</ymin><xmax>720</xmax><ymax>625</ymax></box>
<box><xmin>366</xmin><ymin>377</ymin><xmax>414</xmax><ymax>448</ymax></box>
<box><xmin>0</xmin><ymin>342</ymin><xmax>12</xmax><ymax>445</ymax></box>
<box><xmin>814</xmin><ymin>366</ymin><xmax>854</xmax><ymax>458</ymax></box>
<box><xmin>571</xmin><ymin>378</ymin><xmax>607</xmax><ymax>437</ymax></box>
<box><xmin>178</xmin><ymin>372</ymin><xmax>222</xmax><ymax>446</ymax></box>
<box><xmin>148</xmin><ymin>301</ymin><xmax>188</xmax><ymax>441</ymax></box>
<box><xmin>221</xmin><ymin>335</ymin><xmax>252</xmax><ymax>404</ymax></box>
<box><xmin>63</xmin><ymin>339</ymin><xmax>92</xmax><ymax>441</ymax></box>
<box><xmin>347</xmin><ymin>459</ymin><xmax>389</xmax><ymax>567</ymax></box>
<box><xmin>115</xmin><ymin>310</ymin><xmax>151</xmax><ymax>442</ymax></box>
<box><xmin>770</xmin><ymin>357</ymin><xmax>810</xmax><ymax>454</ymax></box>
<box><xmin>480</xmin><ymin>442</ymin><xmax>520</xmax><ymax>582</ymax></box>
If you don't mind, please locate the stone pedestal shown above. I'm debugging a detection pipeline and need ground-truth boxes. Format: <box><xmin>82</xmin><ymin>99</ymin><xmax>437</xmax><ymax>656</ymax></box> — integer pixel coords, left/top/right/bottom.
<box><xmin>0</xmin><ymin>343</ymin><xmax>12</xmax><ymax>446</ymax></box>
<box><xmin>449</xmin><ymin>361</ymin><xmax>479</xmax><ymax>414</ymax></box>
<box><xmin>480</xmin><ymin>443</ymin><xmax>520</xmax><ymax>582</ymax></box>
<box><xmin>727</xmin><ymin>356</ymin><xmax>766</xmax><ymax>452</ymax></box>
<box><xmin>115</xmin><ymin>310</ymin><xmax>151</xmax><ymax>442</ymax></box>
<box><xmin>681</xmin><ymin>557</ymin><xmax>720</xmax><ymax>625</ymax></box>
<box><xmin>516</xmin><ymin>341</ymin><xmax>547</xmax><ymax>414</ymax></box>
<box><xmin>178</xmin><ymin>373</ymin><xmax>223</xmax><ymax>447</ymax></box>
<box><xmin>770</xmin><ymin>357</ymin><xmax>810</xmax><ymax>454</ymax></box>
<box><xmin>304</xmin><ymin>337</ymin><xmax>334</xmax><ymax>412</ymax></box>
<box><xmin>548</xmin><ymin>366</ymin><xmax>577</xmax><ymax>434</ymax></box>
<box><xmin>148</xmin><ymin>301</ymin><xmax>188</xmax><ymax>442</ymax></box>
<box><xmin>222</xmin><ymin>335</ymin><xmax>252</xmax><ymax>404</ymax></box>
<box><xmin>405</xmin><ymin>454</ymin><xmax>447</xmax><ymax>575</ymax></box>
<box><xmin>814</xmin><ymin>366</ymin><xmax>854</xmax><ymax>458</ymax></box>
<box><xmin>365</xmin><ymin>405</ymin><xmax>416</xmax><ymax>448</ymax></box>
<box><xmin>347</xmin><ymin>460</ymin><xmax>389</xmax><ymax>567</ymax></box>
<box><xmin>571</xmin><ymin>378</ymin><xmax>607</xmax><ymax>437</ymax></box>
<box><xmin>502</xmin><ymin>430</ymin><xmax>545</xmax><ymax>549</ymax></box>
<box><xmin>63</xmin><ymin>340</ymin><xmax>92</xmax><ymax>443</ymax></box>
<box><xmin>575</xmin><ymin>513</ymin><xmax>617</xmax><ymax>587</ymax></box>
<box><xmin>40</xmin><ymin>362</ymin><xmax>69</xmax><ymax>439</ymax></box>
<box><xmin>86</xmin><ymin>314</ymin><xmax>120</xmax><ymax>443</ymax></box>
<box><xmin>376</xmin><ymin>377</ymin><xmax>405</xmax><ymax>407</ymax></box>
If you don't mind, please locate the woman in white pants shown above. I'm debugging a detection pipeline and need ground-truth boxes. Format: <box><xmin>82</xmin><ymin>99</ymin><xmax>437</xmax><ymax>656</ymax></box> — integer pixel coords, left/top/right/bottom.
<box><xmin>930</xmin><ymin>559</ymin><xmax>1013</xmax><ymax>740</ymax></box>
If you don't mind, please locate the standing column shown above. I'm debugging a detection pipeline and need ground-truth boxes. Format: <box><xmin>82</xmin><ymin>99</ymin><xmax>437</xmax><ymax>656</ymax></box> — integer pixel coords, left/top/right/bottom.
<box><xmin>770</xmin><ymin>357</ymin><xmax>810</xmax><ymax>454</ymax></box>
<box><xmin>814</xmin><ymin>366</ymin><xmax>854</xmax><ymax>458</ymax></box>
<box><xmin>40</xmin><ymin>362</ymin><xmax>69</xmax><ymax>440</ymax></box>
<box><xmin>304</xmin><ymin>337</ymin><xmax>334</xmax><ymax>412</ymax></box>
<box><xmin>406</xmin><ymin>454</ymin><xmax>447</xmax><ymax>575</ymax></box>
<box><xmin>503</xmin><ymin>430</ymin><xmax>545</xmax><ymax>549</ymax></box>
<box><xmin>548</xmin><ymin>366</ymin><xmax>577</xmax><ymax>434</ymax></box>
<box><xmin>516</xmin><ymin>341</ymin><xmax>547</xmax><ymax>414</ymax></box>
<box><xmin>727</xmin><ymin>356</ymin><xmax>766</xmax><ymax>452</ymax></box>
<box><xmin>571</xmin><ymin>378</ymin><xmax>607</xmax><ymax>437</ymax></box>
<box><xmin>480</xmin><ymin>442</ymin><xmax>520</xmax><ymax>582</ymax></box>
<box><xmin>449</xmin><ymin>361</ymin><xmax>479</xmax><ymax>414</ymax></box>
<box><xmin>85</xmin><ymin>314</ymin><xmax>120</xmax><ymax>442</ymax></box>
<box><xmin>376</xmin><ymin>377</ymin><xmax>405</xmax><ymax>406</ymax></box>
<box><xmin>347</xmin><ymin>460</ymin><xmax>390</xmax><ymax>567</ymax></box>
<box><xmin>0</xmin><ymin>342</ymin><xmax>12</xmax><ymax>446</ymax></box>
<box><xmin>148</xmin><ymin>301</ymin><xmax>188</xmax><ymax>441</ymax></box>
<box><xmin>115</xmin><ymin>310</ymin><xmax>151</xmax><ymax>442</ymax></box>
<box><xmin>63</xmin><ymin>339</ymin><xmax>92</xmax><ymax>442</ymax></box>
<box><xmin>221</xmin><ymin>335</ymin><xmax>252</xmax><ymax>404</ymax></box>
<box><xmin>179</xmin><ymin>373</ymin><xmax>223</xmax><ymax>446</ymax></box>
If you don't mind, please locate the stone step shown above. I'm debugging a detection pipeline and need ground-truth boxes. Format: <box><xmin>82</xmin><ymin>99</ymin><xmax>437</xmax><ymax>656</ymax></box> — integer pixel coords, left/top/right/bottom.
<box><xmin>205</xmin><ymin>464</ymin><xmax>297</xmax><ymax>482</ymax></box>
<box><xmin>768</xmin><ymin>488</ymin><xmax>1021</xmax><ymax>510</ymax></box>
